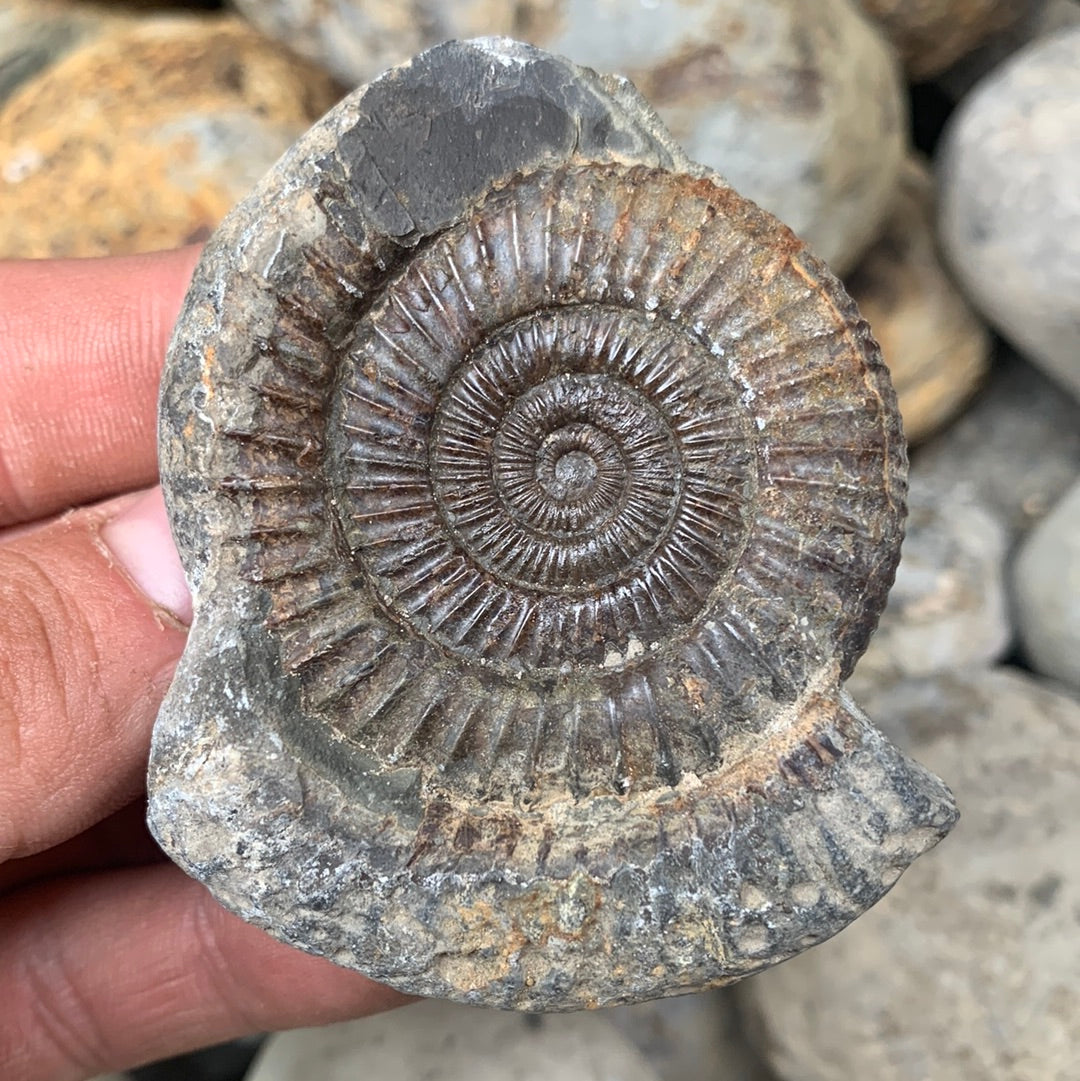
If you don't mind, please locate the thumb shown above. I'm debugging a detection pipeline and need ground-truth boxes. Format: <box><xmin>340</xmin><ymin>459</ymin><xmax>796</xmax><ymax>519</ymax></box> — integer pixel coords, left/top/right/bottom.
<box><xmin>0</xmin><ymin>487</ymin><xmax>189</xmax><ymax>864</ymax></box>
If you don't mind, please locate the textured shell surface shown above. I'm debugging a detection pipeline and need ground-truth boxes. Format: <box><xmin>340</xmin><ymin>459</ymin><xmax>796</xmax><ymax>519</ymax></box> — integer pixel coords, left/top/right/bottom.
<box><xmin>149</xmin><ymin>37</ymin><xmax>957</xmax><ymax>1011</ymax></box>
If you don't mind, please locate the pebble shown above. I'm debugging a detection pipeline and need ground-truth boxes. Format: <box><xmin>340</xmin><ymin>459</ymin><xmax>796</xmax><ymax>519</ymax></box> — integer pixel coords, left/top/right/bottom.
<box><xmin>739</xmin><ymin>666</ymin><xmax>1080</xmax><ymax>1081</ymax></box>
<box><xmin>233</xmin><ymin>0</ymin><xmax>907</xmax><ymax>275</ymax></box>
<box><xmin>1013</xmin><ymin>479</ymin><xmax>1080</xmax><ymax>693</ymax></box>
<box><xmin>938</xmin><ymin>0</ymin><xmax>1080</xmax><ymax>98</ymax></box>
<box><xmin>0</xmin><ymin>15</ymin><xmax>341</xmax><ymax>257</ymax></box>
<box><xmin>0</xmin><ymin>1</ymin><xmax>129</xmax><ymax>108</ymax></box>
<box><xmin>846</xmin><ymin>155</ymin><xmax>990</xmax><ymax>444</ymax></box>
<box><xmin>520</xmin><ymin>0</ymin><xmax>908</xmax><ymax>274</ymax></box>
<box><xmin>231</xmin><ymin>0</ymin><xmax>426</xmax><ymax>88</ymax></box>
<box><xmin>846</xmin><ymin>468</ymin><xmax>1011</xmax><ymax>700</ymax></box>
<box><xmin>608</xmin><ymin>990</ymin><xmax>779</xmax><ymax>1081</ymax></box>
<box><xmin>244</xmin><ymin>1001</ymin><xmax>661</xmax><ymax>1081</ymax></box>
<box><xmin>937</xmin><ymin>26</ymin><xmax>1080</xmax><ymax>402</ymax></box>
<box><xmin>913</xmin><ymin>348</ymin><xmax>1080</xmax><ymax>543</ymax></box>
<box><xmin>856</xmin><ymin>0</ymin><xmax>1041</xmax><ymax>79</ymax></box>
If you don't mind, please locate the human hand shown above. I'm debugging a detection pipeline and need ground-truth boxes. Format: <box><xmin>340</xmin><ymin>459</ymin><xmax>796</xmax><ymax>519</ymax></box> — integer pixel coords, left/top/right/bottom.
<box><xmin>0</xmin><ymin>250</ymin><xmax>408</xmax><ymax>1081</ymax></box>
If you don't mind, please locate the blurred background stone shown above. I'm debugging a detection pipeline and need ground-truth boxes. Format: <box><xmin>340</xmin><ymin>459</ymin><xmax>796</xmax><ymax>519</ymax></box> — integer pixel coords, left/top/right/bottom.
<box><xmin>0</xmin><ymin>13</ymin><xmax>341</xmax><ymax>257</ymax></box>
<box><xmin>230</xmin><ymin>0</ymin><xmax>428</xmax><ymax>89</ymax></box>
<box><xmin>913</xmin><ymin>349</ymin><xmax>1080</xmax><ymax>544</ymax></box>
<box><xmin>937</xmin><ymin>26</ymin><xmax>1080</xmax><ymax>402</ymax></box>
<box><xmin>1012</xmin><ymin>479</ymin><xmax>1080</xmax><ymax>694</ymax></box>
<box><xmin>740</xmin><ymin>667</ymin><xmax>1080</xmax><ymax>1081</ymax></box>
<box><xmin>938</xmin><ymin>0</ymin><xmax>1080</xmax><ymax>98</ymax></box>
<box><xmin>245</xmin><ymin>1002</ymin><xmax>662</xmax><ymax>1081</ymax></box>
<box><xmin>0</xmin><ymin>1</ymin><xmax>132</xmax><ymax>107</ymax></box>
<box><xmin>229</xmin><ymin>0</ymin><xmax>907</xmax><ymax>275</ymax></box>
<box><xmin>0</xmin><ymin>0</ymin><xmax>229</xmax><ymax>110</ymax></box>
<box><xmin>856</xmin><ymin>0</ymin><xmax>1041</xmax><ymax>79</ymax></box>
<box><xmin>608</xmin><ymin>990</ymin><xmax>780</xmax><ymax>1081</ymax></box>
<box><xmin>846</xmin><ymin>154</ymin><xmax>990</xmax><ymax>443</ymax></box>
<box><xmin>846</xmin><ymin>468</ymin><xmax>1010</xmax><ymax>699</ymax></box>
<box><xmin>514</xmin><ymin>0</ymin><xmax>908</xmax><ymax>275</ymax></box>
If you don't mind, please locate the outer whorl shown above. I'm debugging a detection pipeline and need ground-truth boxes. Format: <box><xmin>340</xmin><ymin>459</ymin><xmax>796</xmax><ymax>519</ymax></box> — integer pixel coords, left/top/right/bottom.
<box><xmin>150</xmin><ymin>37</ymin><xmax>957</xmax><ymax>1010</ymax></box>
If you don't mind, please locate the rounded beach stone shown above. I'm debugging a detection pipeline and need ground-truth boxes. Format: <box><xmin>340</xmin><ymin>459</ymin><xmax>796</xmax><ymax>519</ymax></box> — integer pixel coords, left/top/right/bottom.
<box><xmin>0</xmin><ymin>1</ymin><xmax>130</xmax><ymax>109</ymax></box>
<box><xmin>0</xmin><ymin>15</ymin><xmax>341</xmax><ymax>257</ymax></box>
<box><xmin>1013</xmin><ymin>479</ymin><xmax>1080</xmax><ymax>693</ymax></box>
<box><xmin>245</xmin><ymin>1001</ymin><xmax>661</xmax><ymax>1081</ymax></box>
<box><xmin>231</xmin><ymin>0</ymin><xmax>428</xmax><ymax>88</ymax></box>
<box><xmin>937</xmin><ymin>27</ymin><xmax>1080</xmax><ymax>402</ymax></box>
<box><xmin>233</xmin><ymin>0</ymin><xmax>907</xmax><ymax>274</ymax></box>
<box><xmin>846</xmin><ymin>468</ymin><xmax>1010</xmax><ymax>699</ymax></box>
<box><xmin>500</xmin><ymin>0</ymin><xmax>908</xmax><ymax>274</ymax></box>
<box><xmin>938</xmin><ymin>0</ymin><xmax>1080</xmax><ymax>99</ymax></box>
<box><xmin>740</xmin><ymin>666</ymin><xmax>1080</xmax><ymax>1081</ymax></box>
<box><xmin>857</xmin><ymin>0</ymin><xmax>1041</xmax><ymax>79</ymax></box>
<box><xmin>846</xmin><ymin>155</ymin><xmax>990</xmax><ymax>444</ymax></box>
<box><xmin>913</xmin><ymin>348</ymin><xmax>1080</xmax><ymax>542</ymax></box>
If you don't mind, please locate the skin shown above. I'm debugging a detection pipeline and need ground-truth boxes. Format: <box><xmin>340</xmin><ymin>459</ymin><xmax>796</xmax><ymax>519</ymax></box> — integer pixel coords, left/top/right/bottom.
<box><xmin>0</xmin><ymin>249</ymin><xmax>407</xmax><ymax>1081</ymax></box>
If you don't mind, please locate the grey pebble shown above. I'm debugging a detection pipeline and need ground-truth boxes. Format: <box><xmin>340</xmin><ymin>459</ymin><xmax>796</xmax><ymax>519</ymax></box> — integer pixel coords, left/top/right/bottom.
<box><xmin>1013</xmin><ymin>479</ymin><xmax>1080</xmax><ymax>693</ymax></box>
<box><xmin>846</xmin><ymin>468</ymin><xmax>1011</xmax><ymax>700</ymax></box>
<box><xmin>244</xmin><ymin>1001</ymin><xmax>661</xmax><ymax>1081</ymax></box>
<box><xmin>0</xmin><ymin>0</ymin><xmax>127</xmax><ymax>107</ymax></box>
<box><xmin>497</xmin><ymin>0</ymin><xmax>907</xmax><ymax>274</ymax></box>
<box><xmin>912</xmin><ymin>348</ymin><xmax>1080</xmax><ymax>544</ymax></box>
<box><xmin>938</xmin><ymin>26</ymin><xmax>1080</xmax><ymax>401</ymax></box>
<box><xmin>739</xmin><ymin>667</ymin><xmax>1080</xmax><ymax>1081</ymax></box>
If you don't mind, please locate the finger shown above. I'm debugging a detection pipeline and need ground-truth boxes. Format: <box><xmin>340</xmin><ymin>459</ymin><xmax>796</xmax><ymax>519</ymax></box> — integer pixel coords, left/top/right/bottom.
<box><xmin>0</xmin><ymin>246</ymin><xmax>201</xmax><ymax>527</ymax></box>
<box><xmin>0</xmin><ymin>486</ymin><xmax>190</xmax><ymax>864</ymax></box>
<box><xmin>0</xmin><ymin>800</ymin><xmax>164</xmax><ymax>897</ymax></box>
<box><xmin>0</xmin><ymin>864</ymin><xmax>408</xmax><ymax>1081</ymax></box>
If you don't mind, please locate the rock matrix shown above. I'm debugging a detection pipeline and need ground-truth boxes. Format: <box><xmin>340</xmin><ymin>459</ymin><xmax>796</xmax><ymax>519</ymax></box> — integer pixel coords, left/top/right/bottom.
<box><xmin>245</xmin><ymin>1001</ymin><xmax>662</xmax><ymax>1081</ymax></box>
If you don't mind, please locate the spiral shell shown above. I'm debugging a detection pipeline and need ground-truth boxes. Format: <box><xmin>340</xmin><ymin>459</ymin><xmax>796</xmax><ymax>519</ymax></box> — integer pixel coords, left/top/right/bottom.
<box><xmin>150</xmin><ymin>38</ymin><xmax>957</xmax><ymax>1010</ymax></box>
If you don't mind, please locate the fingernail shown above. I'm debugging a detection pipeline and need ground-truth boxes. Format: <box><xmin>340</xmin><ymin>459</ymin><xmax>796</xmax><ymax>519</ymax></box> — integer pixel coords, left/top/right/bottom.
<box><xmin>100</xmin><ymin>487</ymin><xmax>193</xmax><ymax>626</ymax></box>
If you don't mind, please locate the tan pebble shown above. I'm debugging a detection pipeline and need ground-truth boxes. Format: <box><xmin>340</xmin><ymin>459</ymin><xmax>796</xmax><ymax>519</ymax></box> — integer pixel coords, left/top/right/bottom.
<box><xmin>857</xmin><ymin>0</ymin><xmax>1041</xmax><ymax>79</ymax></box>
<box><xmin>938</xmin><ymin>26</ymin><xmax>1080</xmax><ymax>402</ymax></box>
<box><xmin>846</xmin><ymin>155</ymin><xmax>991</xmax><ymax>444</ymax></box>
<box><xmin>0</xmin><ymin>15</ymin><xmax>341</xmax><ymax>258</ymax></box>
<box><xmin>246</xmin><ymin>1002</ymin><xmax>662</xmax><ymax>1081</ymax></box>
<box><xmin>0</xmin><ymin>0</ymin><xmax>132</xmax><ymax>108</ymax></box>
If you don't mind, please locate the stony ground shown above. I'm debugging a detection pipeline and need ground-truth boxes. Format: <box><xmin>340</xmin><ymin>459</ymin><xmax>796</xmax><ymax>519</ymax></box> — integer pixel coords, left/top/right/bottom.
<box><xmin>6</xmin><ymin>1</ymin><xmax>1074</xmax><ymax>1079</ymax></box>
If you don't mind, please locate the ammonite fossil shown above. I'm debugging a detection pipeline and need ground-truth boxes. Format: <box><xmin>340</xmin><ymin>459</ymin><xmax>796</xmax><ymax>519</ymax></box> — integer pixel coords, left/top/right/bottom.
<box><xmin>149</xmin><ymin>37</ymin><xmax>958</xmax><ymax>1010</ymax></box>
